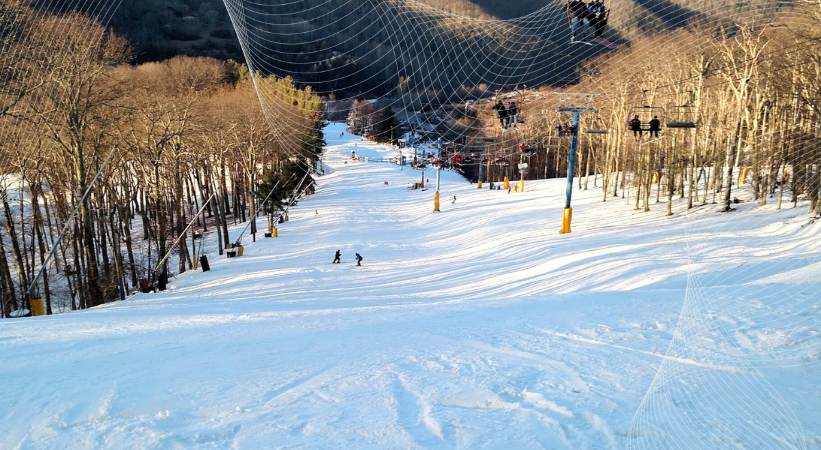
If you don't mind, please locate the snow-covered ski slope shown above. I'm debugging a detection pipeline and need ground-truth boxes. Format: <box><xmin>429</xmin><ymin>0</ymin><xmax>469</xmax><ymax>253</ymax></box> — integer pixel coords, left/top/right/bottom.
<box><xmin>2</xmin><ymin>123</ymin><xmax>819</xmax><ymax>449</ymax></box>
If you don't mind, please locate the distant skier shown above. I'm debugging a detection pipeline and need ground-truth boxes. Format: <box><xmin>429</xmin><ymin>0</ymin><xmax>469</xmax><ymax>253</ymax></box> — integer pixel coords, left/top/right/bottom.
<box><xmin>355</xmin><ymin>253</ymin><xmax>363</xmax><ymax>267</ymax></box>
<box><xmin>452</xmin><ymin>195</ymin><xmax>457</xmax><ymax>204</ymax></box>
<box><xmin>333</xmin><ymin>250</ymin><xmax>342</xmax><ymax>264</ymax></box>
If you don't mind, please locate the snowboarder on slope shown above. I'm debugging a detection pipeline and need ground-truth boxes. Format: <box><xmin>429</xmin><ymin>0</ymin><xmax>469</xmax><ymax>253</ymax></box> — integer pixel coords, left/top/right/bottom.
<box><xmin>355</xmin><ymin>253</ymin><xmax>363</xmax><ymax>267</ymax></box>
<box><xmin>333</xmin><ymin>250</ymin><xmax>342</xmax><ymax>264</ymax></box>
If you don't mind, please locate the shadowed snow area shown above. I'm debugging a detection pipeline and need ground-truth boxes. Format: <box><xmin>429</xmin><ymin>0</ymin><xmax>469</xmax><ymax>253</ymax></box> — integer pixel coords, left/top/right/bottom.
<box><xmin>1</xmin><ymin>123</ymin><xmax>819</xmax><ymax>449</ymax></box>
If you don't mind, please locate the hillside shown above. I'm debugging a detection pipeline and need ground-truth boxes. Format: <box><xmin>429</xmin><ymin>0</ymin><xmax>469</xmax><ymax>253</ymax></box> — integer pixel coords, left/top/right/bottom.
<box><xmin>1</xmin><ymin>124</ymin><xmax>818</xmax><ymax>448</ymax></box>
<box><xmin>39</xmin><ymin>0</ymin><xmax>795</xmax><ymax>97</ymax></box>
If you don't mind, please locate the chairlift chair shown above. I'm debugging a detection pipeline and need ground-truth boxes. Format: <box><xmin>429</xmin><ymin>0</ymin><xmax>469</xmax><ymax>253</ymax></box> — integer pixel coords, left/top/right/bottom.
<box><xmin>546</xmin><ymin>136</ymin><xmax>561</xmax><ymax>149</ymax></box>
<box><xmin>666</xmin><ymin>105</ymin><xmax>699</xmax><ymax>129</ymax></box>
<box><xmin>628</xmin><ymin>105</ymin><xmax>665</xmax><ymax>131</ymax></box>
<box><xmin>566</xmin><ymin>0</ymin><xmax>610</xmax><ymax>45</ymax></box>
<box><xmin>519</xmin><ymin>143</ymin><xmax>537</xmax><ymax>158</ymax></box>
<box><xmin>585</xmin><ymin>116</ymin><xmax>609</xmax><ymax>135</ymax></box>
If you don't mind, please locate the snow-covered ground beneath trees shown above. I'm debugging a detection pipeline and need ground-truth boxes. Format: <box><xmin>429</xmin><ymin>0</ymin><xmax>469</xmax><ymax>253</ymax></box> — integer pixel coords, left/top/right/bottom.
<box><xmin>1</xmin><ymin>123</ymin><xmax>819</xmax><ymax>449</ymax></box>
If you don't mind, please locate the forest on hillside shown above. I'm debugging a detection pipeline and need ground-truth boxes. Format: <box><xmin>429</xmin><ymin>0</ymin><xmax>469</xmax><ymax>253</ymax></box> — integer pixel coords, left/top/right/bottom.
<box><xmin>34</xmin><ymin>0</ymin><xmax>797</xmax><ymax>98</ymax></box>
<box><xmin>445</xmin><ymin>1</ymin><xmax>819</xmax><ymax>218</ymax></box>
<box><xmin>0</xmin><ymin>2</ymin><xmax>324</xmax><ymax>317</ymax></box>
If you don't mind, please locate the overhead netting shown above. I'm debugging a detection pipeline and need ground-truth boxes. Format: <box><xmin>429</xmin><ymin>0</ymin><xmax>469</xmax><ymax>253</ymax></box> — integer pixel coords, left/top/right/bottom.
<box><xmin>1</xmin><ymin>0</ymin><xmax>819</xmax><ymax>447</ymax></box>
<box><xmin>222</xmin><ymin>3</ymin><xmax>820</xmax><ymax>447</ymax></box>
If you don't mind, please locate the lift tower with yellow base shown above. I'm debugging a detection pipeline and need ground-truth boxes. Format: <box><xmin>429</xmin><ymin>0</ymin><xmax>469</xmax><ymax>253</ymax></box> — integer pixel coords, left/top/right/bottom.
<box><xmin>557</xmin><ymin>93</ymin><xmax>597</xmax><ymax>234</ymax></box>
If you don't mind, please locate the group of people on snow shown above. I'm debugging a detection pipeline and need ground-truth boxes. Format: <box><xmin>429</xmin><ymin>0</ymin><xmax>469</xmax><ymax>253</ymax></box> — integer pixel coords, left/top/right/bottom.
<box><xmin>333</xmin><ymin>249</ymin><xmax>364</xmax><ymax>266</ymax></box>
<box><xmin>567</xmin><ymin>0</ymin><xmax>608</xmax><ymax>41</ymax></box>
<box><xmin>494</xmin><ymin>99</ymin><xmax>520</xmax><ymax>129</ymax></box>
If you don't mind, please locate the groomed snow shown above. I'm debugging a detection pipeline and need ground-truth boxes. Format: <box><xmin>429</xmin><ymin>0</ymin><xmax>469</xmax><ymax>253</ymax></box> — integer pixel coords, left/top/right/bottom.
<box><xmin>1</xmin><ymin>123</ymin><xmax>819</xmax><ymax>449</ymax></box>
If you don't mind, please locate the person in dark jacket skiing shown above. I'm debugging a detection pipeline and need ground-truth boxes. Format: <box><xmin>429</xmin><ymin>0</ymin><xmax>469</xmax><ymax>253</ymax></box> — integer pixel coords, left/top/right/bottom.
<box><xmin>333</xmin><ymin>250</ymin><xmax>342</xmax><ymax>264</ymax></box>
<box><xmin>355</xmin><ymin>253</ymin><xmax>363</xmax><ymax>266</ymax></box>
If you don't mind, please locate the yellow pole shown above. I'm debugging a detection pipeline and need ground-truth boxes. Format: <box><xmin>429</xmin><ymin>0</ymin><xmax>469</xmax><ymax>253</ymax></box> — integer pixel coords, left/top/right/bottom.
<box><xmin>560</xmin><ymin>207</ymin><xmax>573</xmax><ymax>234</ymax></box>
<box><xmin>477</xmin><ymin>180</ymin><xmax>483</xmax><ymax>189</ymax></box>
<box><xmin>272</xmin><ymin>226</ymin><xmax>278</xmax><ymax>238</ymax></box>
<box><xmin>434</xmin><ymin>191</ymin><xmax>440</xmax><ymax>212</ymax></box>
<box><xmin>503</xmin><ymin>176</ymin><xmax>510</xmax><ymax>190</ymax></box>
<box><xmin>739</xmin><ymin>166</ymin><xmax>750</xmax><ymax>185</ymax></box>
<box><xmin>519</xmin><ymin>173</ymin><xmax>525</xmax><ymax>192</ymax></box>
<box><xmin>30</xmin><ymin>297</ymin><xmax>46</xmax><ymax>316</ymax></box>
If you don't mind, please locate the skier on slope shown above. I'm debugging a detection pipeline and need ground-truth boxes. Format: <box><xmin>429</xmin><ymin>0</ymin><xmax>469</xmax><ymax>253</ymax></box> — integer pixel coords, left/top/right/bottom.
<box><xmin>333</xmin><ymin>249</ymin><xmax>342</xmax><ymax>264</ymax></box>
<box><xmin>355</xmin><ymin>253</ymin><xmax>363</xmax><ymax>267</ymax></box>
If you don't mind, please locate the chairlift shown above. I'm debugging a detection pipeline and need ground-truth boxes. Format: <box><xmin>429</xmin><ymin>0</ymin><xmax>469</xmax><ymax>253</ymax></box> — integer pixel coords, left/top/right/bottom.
<box><xmin>666</xmin><ymin>105</ymin><xmax>699</xmax><ymax>129</ymax></box>
<box><xmin>519</xmin><ymin>143</ymin><xmax>537</xmax><ymax>158</ymax></box>
<box><xmin>495</xmin><ymin>158</ymin><xmax>510</xmax><ymax>167</ymax></box>
<box><xmin>566</xmin><ymin>0</ymin><xmax>610</xmax><ymax>45</ymax></box>
<box><xmin>585</xmin><ymin>116</ymin><xmax>609</xmax><ymax>135</ymax></box>
<box><xmin>628</xmin><ymin>105</ymin><xmax>665</xmax><ymax>131</ymax></box>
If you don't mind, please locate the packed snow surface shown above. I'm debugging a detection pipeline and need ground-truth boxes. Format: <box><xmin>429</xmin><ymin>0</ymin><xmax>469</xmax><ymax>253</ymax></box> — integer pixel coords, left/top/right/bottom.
<box><xmin>1</xmin><ymin>123</ymin><xmax>819</xmax><ymax>449</ymax></box>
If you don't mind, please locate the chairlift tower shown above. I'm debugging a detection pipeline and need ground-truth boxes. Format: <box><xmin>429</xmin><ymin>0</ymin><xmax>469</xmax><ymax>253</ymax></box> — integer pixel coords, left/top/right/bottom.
<box><xmin>556</xmin><ymin>93</ymin><xmax>598</xmax><ymax>234</ymax></box>
<box><xmin>434</xmin><ymin>138</ymin><xmax>443</xmax><ymax>212</ymax></box>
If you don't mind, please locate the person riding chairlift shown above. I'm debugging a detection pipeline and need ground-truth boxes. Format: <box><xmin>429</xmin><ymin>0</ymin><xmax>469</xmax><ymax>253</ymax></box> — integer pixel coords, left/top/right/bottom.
<box><xmin>649</xmin><ymin>115</ymin><xmax>661</xmax><ymax>138</ymax></box>
<box><xmin>629</xmin><ymin>115</ymin><xmax>643</xmax><ymax>139</ymax></box>
<box><xmin>507</xmin><ymin>101</ymin><xmax>518</xmax><ymax>128</ymax></box>
<box><xmin>494</xmin><ymin>100</ymin><xmax>508</xmax><ymax>128</ymax></box>
<box><xmin>567</xmin><ymin>0</ymin><xmax>588</xmax><ymax>41</ymax></box>
<box><xmin>588</xmin><ymin>0</ymin><xmax>608</xmax><ymax>37</ymax></box>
